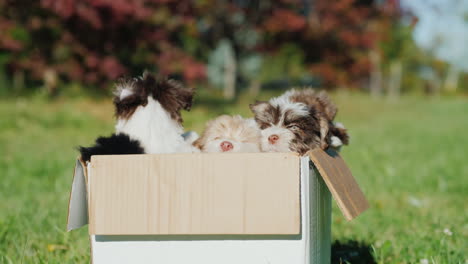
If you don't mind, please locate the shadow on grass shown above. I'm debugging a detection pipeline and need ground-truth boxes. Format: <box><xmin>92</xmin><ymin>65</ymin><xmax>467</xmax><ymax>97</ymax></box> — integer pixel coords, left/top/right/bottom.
<box><xmin>331</xmin><ymin>240</ymin><xmax>376</xmax><ymax>264</ymax></box>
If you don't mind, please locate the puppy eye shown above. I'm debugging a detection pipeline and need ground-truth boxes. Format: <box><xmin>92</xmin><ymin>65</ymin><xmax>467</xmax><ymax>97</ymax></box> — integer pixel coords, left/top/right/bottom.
<box><xmin>260</xmin><ymin>123</ymin><xmax>271</xmax><ymax>129</ymax></box>
<box><xmin>214</xmin><ymin>137</ymin><xmax>221</xmax><ymax>140</ymax></box>
<box><xmin>288</xmin><ymin>125</ymin><xmax>299</xmax><ymax>130</ymax></box>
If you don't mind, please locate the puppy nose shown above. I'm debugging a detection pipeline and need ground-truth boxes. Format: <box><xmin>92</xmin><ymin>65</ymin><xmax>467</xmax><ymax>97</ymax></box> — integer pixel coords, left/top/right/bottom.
<box><xmin>220</xmin><ymin>141</ymin><xmax>233</xmax><ymax>152</ymax></box>
<box><xmin>268</xmin><ymin>135</ymin><xmax>279</xmax><ymax>144</ymax></box>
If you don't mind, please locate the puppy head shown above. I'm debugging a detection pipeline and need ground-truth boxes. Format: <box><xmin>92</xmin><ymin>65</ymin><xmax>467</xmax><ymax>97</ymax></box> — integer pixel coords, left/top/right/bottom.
<box><xmin>153</xmin><ymin>77</ymin><xmax>194</xmax><ymax>123</ymax></box>
<box><xmin>250</xmin><ymin>98</ymin><xmax>325</xmax><ymax>155</ymax></box>
<box><xmin>288</xmin><ymin>89</ymin><xmax>337</xmax><ymax>121</ymax></box>
<box><xmin>193</xmin><ymin>115</ymin><xmax>260</xmax><ymax>153</ymax></box>
<box><xmin>289</xmin><ymin>89</ymin><xmax>337</xmax><ymax>148</ymax></box>
<box><xmin>113</xmin><ymin>73</ymin><xmax>194</xmax><ymax>124</ymax></box>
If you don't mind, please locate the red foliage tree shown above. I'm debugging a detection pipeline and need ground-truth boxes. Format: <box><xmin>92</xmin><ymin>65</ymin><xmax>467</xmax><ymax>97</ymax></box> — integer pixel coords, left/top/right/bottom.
<box><xmin>0</xmin><ymin>0</ymin><xmax>401</xmax><ymax>90</ymax></box>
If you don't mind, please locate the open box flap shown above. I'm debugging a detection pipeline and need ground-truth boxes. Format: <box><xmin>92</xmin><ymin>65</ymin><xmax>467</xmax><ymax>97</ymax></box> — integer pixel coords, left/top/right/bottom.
<box><xmin>309</xmin><ymin>149</ymin><xmax>369</xmax><ymax>221</ymax></box>
<box><xmin>67</xmin><ymin>158</ymin><xmax>89</xmax><ymax>231</ymax></box>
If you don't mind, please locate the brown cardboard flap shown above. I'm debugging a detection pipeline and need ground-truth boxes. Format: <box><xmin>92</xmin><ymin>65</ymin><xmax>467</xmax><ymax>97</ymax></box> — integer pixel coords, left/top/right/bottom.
<box><xmin>309</xmin><ymin>149</ymin><xmax>369</xmax><ymax>221</ymax></box>
<box><xmin>88</xmin><ymin>153</ymin><xmax>301</xmax><ymax>235</ymax></box>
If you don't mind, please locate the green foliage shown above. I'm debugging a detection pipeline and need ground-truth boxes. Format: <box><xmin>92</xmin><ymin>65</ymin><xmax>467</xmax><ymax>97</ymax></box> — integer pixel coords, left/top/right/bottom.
<box><xmin>239</xmin><ymin>55</ymin><xmax>263</xmax><ymax>80</ymax></box>
<box><xmin>8</xmin><ymin>25</ymin><xmax>30</xmax><ymax>44</ymax></box>
<box><xmin>259</xmin><ymin>44</ymin><xmax>309</xmax><ymax>82</ymax></box>
<box><xmin>0</xmin><ymin>93</ymin><xmax>467</xmax><ymax>263</ymax></box>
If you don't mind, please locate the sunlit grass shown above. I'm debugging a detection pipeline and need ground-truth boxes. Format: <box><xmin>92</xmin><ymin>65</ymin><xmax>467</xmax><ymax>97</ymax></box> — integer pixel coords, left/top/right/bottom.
<box><xmin>0</xmin><ymin>92</ymin><xmax>467</xmax><ymax>263</ymax></box>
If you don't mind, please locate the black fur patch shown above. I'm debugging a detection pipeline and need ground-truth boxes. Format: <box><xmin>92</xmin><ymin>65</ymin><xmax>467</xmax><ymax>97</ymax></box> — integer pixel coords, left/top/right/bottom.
<box><xmin>79</xmin><ymin>133</ymin><xmax>145</xmax><ymax>162</ymax></box>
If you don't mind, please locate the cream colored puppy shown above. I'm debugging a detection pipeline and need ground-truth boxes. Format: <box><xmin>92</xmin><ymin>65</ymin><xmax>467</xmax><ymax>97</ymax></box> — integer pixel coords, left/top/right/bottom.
<box><xmin>193</xmin><ymin>115</ymin><xmax>261</xmax><ymax>153</ymax></box>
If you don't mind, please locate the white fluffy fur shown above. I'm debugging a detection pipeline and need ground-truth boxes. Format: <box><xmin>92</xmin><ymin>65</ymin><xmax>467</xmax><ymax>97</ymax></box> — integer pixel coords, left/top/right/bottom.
<box><xmin>270</xmin><ymin>96</ymin><xmax>309</xmax><ymax>118</ymax></box>
<box><xmin>118</xmin><ymin>88</ymin><xmax>133</xmax><ymax>100</ymax></box>
<box><xmin>114</xmin><ymin>80</ymin><xmax>136</xmax><ymax>99</ymax></box>
<box><xmin>330</xmin><ymin>136</ymin><xmax>343</xmax><ymax>148</ymax></box>
<box><xmin>182</xmin><ymin>131</ymin><xmax>200</xmax><ymax>145</ymax></box>
<box><xmin>259</xmin><ymin>126</ymin><xmax>294</xmax><ymax>153</ymax></box>
<box><xmin>330</xmin><ymin>122</ymin><xmax>346</xmax><ymax>148</ymax></box>
<box><xmin>115</xmin><ymin>87</ymin><xmax>198</xmax><ymax>153</ymax></box>
<box><xmin>334</xmin><ymin>122</ymin><xmax>345</xmax><ymax>129</ymax></box>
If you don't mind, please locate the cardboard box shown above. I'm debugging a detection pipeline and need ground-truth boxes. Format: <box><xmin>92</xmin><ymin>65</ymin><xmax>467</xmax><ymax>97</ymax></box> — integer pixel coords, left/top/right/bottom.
<box><xmin>67</xmin><ymin>149</ymin><xmax>368</xmax><ymax>264</ymax></box>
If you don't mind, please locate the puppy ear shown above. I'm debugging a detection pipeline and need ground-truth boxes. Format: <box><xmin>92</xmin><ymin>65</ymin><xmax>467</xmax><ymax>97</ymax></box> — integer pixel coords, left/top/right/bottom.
<box><xmin>249</xmin><ymin>101</ymin><xmax>270</xmax><ymax>115</ymax></box>
<box><xmin>192</xmin><ymin>137</ymin><xmax>204</xmax><ymax>150</ymax></box>
<box><xmin>167</xmin><ymin>79</ymin><xmax>195</xmax><ymax>111</ymax></box>
<box><xmin>113</xmin><ymin>78</ymin><xmax>147</xmax><ymax>119</ymax></box>
<box><xmin>114</xmin><ymin>78</ymin><xmax>136</xmax><ymax>99</ymax></box>
<box><xmin>151</xmin><ymin>77</ymin><xmax>195</xmax><ymax>123</ymax></box>
<box><xmin>316</xmin><ymin>91</ymin><xmax>337</xmax><ymax>121</ymax></box>
<box><xmin>318</xmin><ymin>115</ymin><xmax>330</xmax><ymax>150</ymax></box>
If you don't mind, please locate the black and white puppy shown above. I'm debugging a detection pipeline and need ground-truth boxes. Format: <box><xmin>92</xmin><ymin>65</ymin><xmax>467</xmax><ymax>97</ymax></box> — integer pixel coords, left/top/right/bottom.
<box><xmin>249</xmin><ymin>88</ymin><xmax>349</xmax><ymax>155</ymax></box>
<box><xmin>79</xmin><ymin>73</ymin><xmax>198</xmax><ymax>162</ymax></box>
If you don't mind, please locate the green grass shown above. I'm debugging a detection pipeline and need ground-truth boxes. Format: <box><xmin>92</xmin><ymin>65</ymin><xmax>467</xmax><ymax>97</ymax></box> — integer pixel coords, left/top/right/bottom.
<box><xmin>0</xmin><ymin>92</ymin><xmax>467</xmax><ymax>263</ymax></box>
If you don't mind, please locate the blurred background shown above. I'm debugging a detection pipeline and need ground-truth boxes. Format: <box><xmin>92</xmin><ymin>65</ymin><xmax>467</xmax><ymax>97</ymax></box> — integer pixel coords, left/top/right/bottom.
<box><xmin>1</xmin><ymin>0</ymin><xmax>468</xmax><ymax>97</ymax></box>
<box><xmin>0</xmin><ymin>0</ymin><xmax>467</xmax><ymax>263</ymax></box>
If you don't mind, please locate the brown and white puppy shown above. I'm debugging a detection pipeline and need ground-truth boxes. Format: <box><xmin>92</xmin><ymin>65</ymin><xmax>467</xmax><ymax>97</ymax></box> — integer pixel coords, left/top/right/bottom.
<box><xmin>80</xmin><ymin>72</ymin><xmax>198</xmax><ymax>162</ymax></box>
<box><xmin>249</xmin><ymin>89</ymin><xmax>349</xmax><ymax>155</ymax></box>
<box><xmin>193</xmin><ymin>115</ymin><xmax>261</xmax><ymax>153</ymax></box>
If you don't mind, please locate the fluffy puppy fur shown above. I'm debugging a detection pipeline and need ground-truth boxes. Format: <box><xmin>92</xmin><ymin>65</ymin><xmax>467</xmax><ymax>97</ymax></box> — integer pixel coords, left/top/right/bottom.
<box><xmin>193</xmin><ymin>115</ymin><xmax>261</xmax><ymax>153</ymax></box>
<box><xmin>286</xmin><ymin>89</ymin><xmax>349</xmax><ymax>147</ymax></box>
<box><xmin>250</xmin><ymin>88</ymin><xmax>349</xmax><ymax>155</ymax></box>
<box><xmin>79</xmin><ymin>134</ymin><xmax>145</xmax><ymax>162</ymax></box>
<box><xmin>79</xmin><ymin>73</ymin><xmax>197</xmax><ymax>162</ymax></box>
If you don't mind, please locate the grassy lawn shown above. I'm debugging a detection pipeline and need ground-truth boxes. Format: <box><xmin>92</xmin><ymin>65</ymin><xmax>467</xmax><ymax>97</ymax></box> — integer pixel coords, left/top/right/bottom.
<box><xmin>0</xmin><ymin>91</ymin><xmax>467</xmax><ymax>263</ymax></box>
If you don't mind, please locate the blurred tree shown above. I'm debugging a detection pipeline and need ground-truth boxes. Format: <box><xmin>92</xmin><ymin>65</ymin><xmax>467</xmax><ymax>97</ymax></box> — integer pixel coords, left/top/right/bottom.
<box><xmin>207</xmin><ymin>39</ymin><xmax>237</xmax><ymax>99</ymax></box>
<box><xmin>403</xmin><ymin>0</ymin><xmax>468</xmax><ymax>92</ymax></box>
<box><xmin>0</xmin><ymin>0</ymin><xmax>407</xmax><ymax>95</ymax></box>
<box><xmin>373</xmin><ymin>0</ymin><xmax>405</xmax><ymax>98</ymax></box>
<box><xmin>0</xmin><ymin>0</ymin><xmax>207</xmax><ymax>94</ymax></box>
